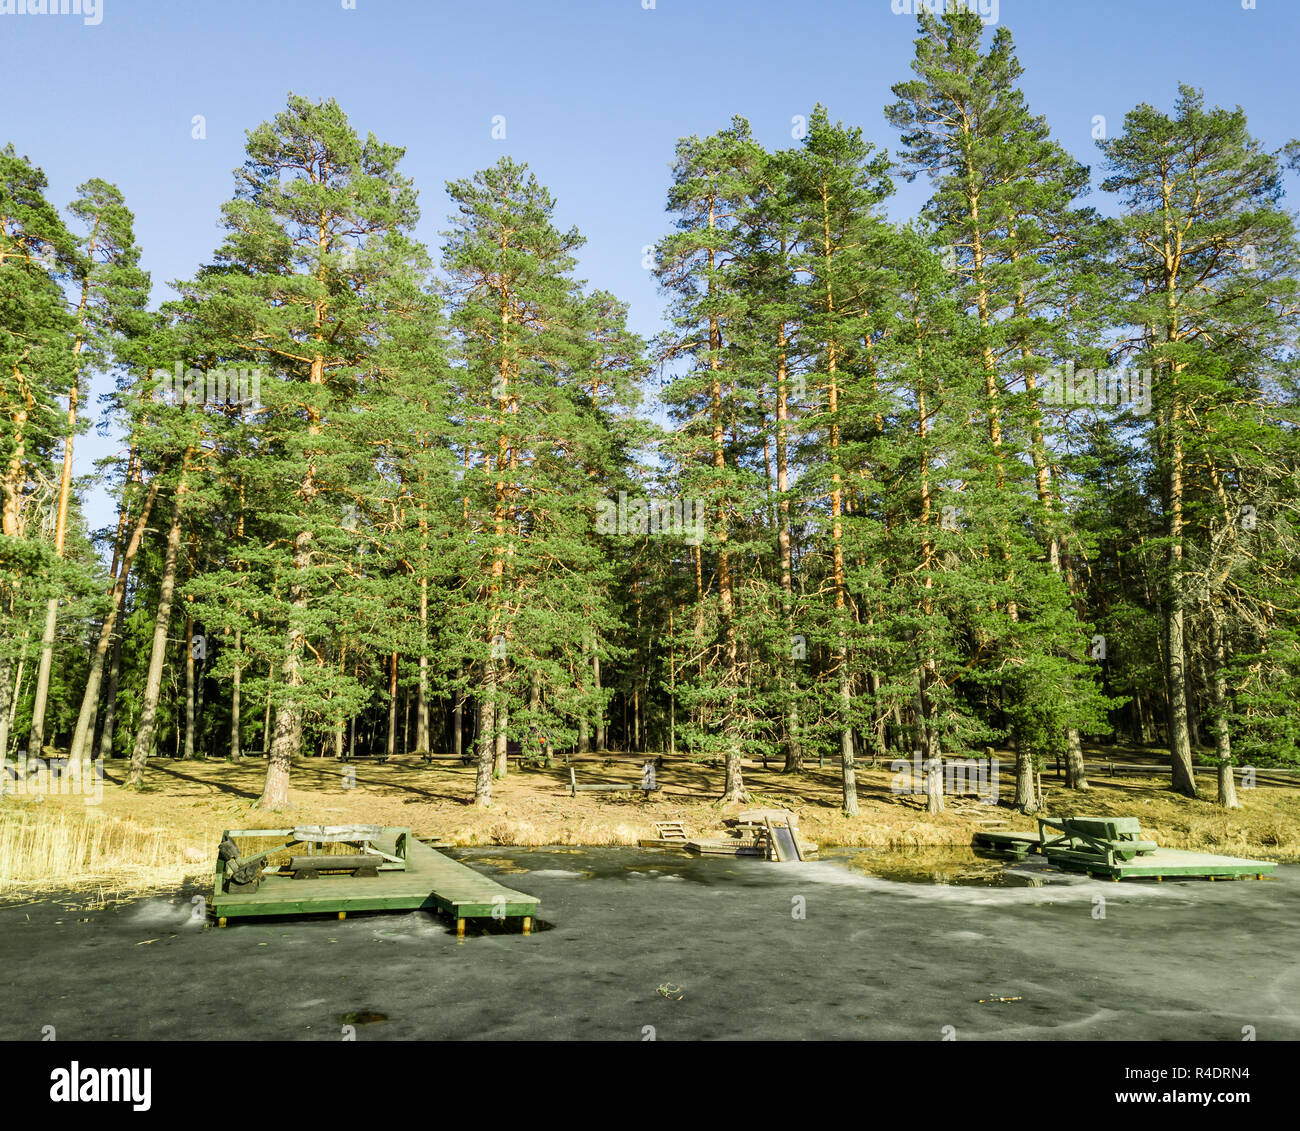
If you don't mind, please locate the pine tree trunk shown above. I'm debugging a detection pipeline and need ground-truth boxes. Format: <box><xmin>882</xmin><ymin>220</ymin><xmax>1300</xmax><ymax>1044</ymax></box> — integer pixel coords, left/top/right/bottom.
<box><xmin>1187</xmin><ymin>666</ymin><xmax>1203</xmax><ymax>748</ymax></box>
<box><xmin>229</xmin><ymin>630</ymin><xmax>242</xmax><ymax>760</ymax></box>
<box><xmin>194</xmin><ymin>637</ymin><xmax>206</xmax><ymax>758</ymax></box>
<box><xmin>697</xmin><ymin>187</ymin><xmax>746</xmax><ymax>803</ymax></box>
<box><xmin>0</xmin><ymin>655</ymin><xmax>13</xmax><ymax>762</ymax></box>
<box><xmin>632</xmin><ymin>685</ymin><xmax>641</xmax><ymax>754</ymax></box>
<box><xmin>494</xmin><ymin>700</ymin><xmax>508</xmax><ymax>779</ymax></box>
<box><xmin>667</xmin><ymin>611</ymin><xmax>677</xmax><ymax>758</ymax></box>
<box><xmin>26</xmin><ymin>347</ymin><xmax>82</xmax><ymax>757</ymax></box>
<box><xmin>258</xmin><ymin>519</ymin><xmax>311</xmax><ymax>810</ymax></box>
<box><xmin>417</xmin><ymin>577</ymin><xmax>430</xmax><ymax>753</ymax></box>
<box><xmin>723</xmin><ymin>744</ymin><xmax>746</xmax><ymax>804</ymax></box>
<box><xmin>1134</xmin><ymin>692</ymin><xmax>1152</xmax><ymax>745</ymax></box>
<box><xmin>578</xmin><ymin>636</ymin><xmax>590</xmax><ymax>753</ymax></box>
<box><xmin>926</xmin><ymin>750</ymin><xmax>944</xmax><ymax>815</ymax></box>
<box><xmin>262</xmin><ymin>676</ymin><xmax>272</xmax><ymax>756</ymax></box>
<box><xmin>128</xmin><ymin>474</ymin><xmax>189</xmax><ymax>786</ymax></box>
<box><xmin>840</xmin><ymin>663</ymin><xmax>858</xmax><ymax>816</ymax></box>
<box><xmin>776</xmin><ymin>323</ymin><xmax>802</xmax><ymax>775</ymax></box>
<box><xmin>1013</xmin><ymin>740</ymin><xmax>1038</xmax><ymax>814</ymax></box>
<box><xmin>1209</xmin><ymin>615</ymin><xmax>1239</xmax><ymax>809</ymax></box>
<box><xmin>1165</xmin><ymin>600</ymin><xmax>1197</xmax><ymax>796</ymax></box>
<box><xmin>95</xmin><ymin>602</ymin><xmax>127</xmax><ymax>760</ymax></box>
<box><xmin>27</xmin><ymin>598</ymin><xmax>58</xmax><ymax>756</ymax></box>
<box><xmin>2</xmin><ymin>366</ymin><xmax>34</xmax><ymax>541</ymax></box>
<box><xmin>386</xmin><ymin>651</ymin><xmax>398</xmax><ymax>759</ymax></box>
<box><xmin>917</xmin><ymin>660</ymin><xmax>942</xmax><ymax>813</ymax></box>
<box><xmin>452</xmin><ymin>667</ymin><xmax>464</xmax><ymax>760</ymax></box>
<box><xmin>527</xmin><ymin>667</ymin><xmax>541</xmax><ymax>764</ymax></box>
<box><xmin>593</xmin><ymin>645</ymin><xmax>605</xmax><ymax>751</ymax></box>
<box><xmin>1161</xmin><ymin>350</ymin><xmax>1197</xmax><ymax>795</ymax></box>
<box><xmin>183</xmin><ymin>613</ymin><xmax>197</xmax><ymax>760</ymax></box>
<box><xmin>8</xmin><ymin>644</ymin><xmax>26</xmax><ymax>739</ymax></box>
<box><xmin>261</xmin><ymin>674</ymin><xmax>300</xmax><ymax>809</ymax></box>
<box><xmin>1064</xmin><ymin>726</ymin><xmax>1089</xmax><ymax>790</ymax></box>
<box><xmin>819</xmin><ymin>190</ymin><xmax>851</xmax><ymax>814</ymax></box>
<box><xmin>68</xmin><ymin>476</ymin><xmax>163</xmax><ymax>764</ymax></box>
<box><xmin>474</xmin><ymin>678</ymin><xmax>496</xmax><ymax>807</ymax></box>
<box><xmin>868</xmin><ymin>670</ymin><xmax>887</xmax><ymax>766</ymax></box>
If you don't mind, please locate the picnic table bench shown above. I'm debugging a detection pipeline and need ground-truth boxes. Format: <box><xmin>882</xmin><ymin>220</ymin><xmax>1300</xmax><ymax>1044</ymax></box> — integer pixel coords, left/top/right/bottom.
<box><xmin>569</xmin><ymin>761</ymin><xmax>662</xmax><ymax>797</ymax></box>
<box><xmin>1037</xmin><ymin>815</ymin><xmax>1160</xmax><ymax>868</ymax></box>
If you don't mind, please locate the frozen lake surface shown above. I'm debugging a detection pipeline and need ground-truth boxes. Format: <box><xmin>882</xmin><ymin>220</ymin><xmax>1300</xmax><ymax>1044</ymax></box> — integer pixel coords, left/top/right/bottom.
<box><xmin>1</xmin><ymin>847</ymin><xmax>1295</xmax><ymax>1040</ymax></box>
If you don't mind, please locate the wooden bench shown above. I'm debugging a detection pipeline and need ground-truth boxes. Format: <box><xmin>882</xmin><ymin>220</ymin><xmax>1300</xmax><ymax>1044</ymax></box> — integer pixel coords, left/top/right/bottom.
<box><xmin>286</xmin><ymin>854</ymin><xmax>379</xmax><ymax>879</ymax></box>
<box><xmin>569</xmin><ymin>762</ymin><xmax>662</xmax><ymax>798</ymax></box>
<box><xmin>339</xmin><ymin>751</ymin><xmax>390</xmax><ymax>765</ymax></box>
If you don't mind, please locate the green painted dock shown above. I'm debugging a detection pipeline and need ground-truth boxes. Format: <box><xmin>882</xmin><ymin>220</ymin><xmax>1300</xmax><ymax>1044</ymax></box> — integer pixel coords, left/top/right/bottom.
<box><xmin>210</xmin><ymin>828</ymin><xmax>540</xmax><ymax>934</ymax></box>
<box><xmin>1040</xmin><ymin>845</ymin><xmax>1276</xmax><ymax>881</ymax></box>
<box><xmin>972</xmin><ymin>828</ymin><xmax>1041</xmax><ymax>858</ymax></box>
<box><xmin>972</xmin><ymin>817</ymin><xmax>1276</xmax><ymax>881</ymax></box>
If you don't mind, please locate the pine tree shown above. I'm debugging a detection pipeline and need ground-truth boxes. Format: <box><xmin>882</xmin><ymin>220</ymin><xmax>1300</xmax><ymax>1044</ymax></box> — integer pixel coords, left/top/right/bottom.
<box><xmin>0</xmin><ymin>145</ymin><xmax>78</xmax><ymax>759</ymax></box>
<box><xmin>178</xmin><ymin>94</ymin><xmax>432</xmax><ymax>808</ymax></box>
<box><xmin>886</xmin><ymin>10</ymin><xmax>1109</xmax><ymax>808</ymax></box>
<box><xmin>441</xmin><ymin>157</ymin><xmax>643</xmax><ymax>805</ymax></box>
<box><xmin>1100</xmin><ymin>85</ymin><xmax>1300</xmax><ymax>801</ymax></box>
<box><xmin>787</xmin><ymin>104</ymin><xmax>896</xmax><ymax>815</ymax></box>
<box><xmin>27</xmin><ymin>180</ymin><xmax>149</xmax><ymax>758</ymax></box>
<box><xmin>654</xmin><ymin>118</ymin><xmax>769</xmax><ymax>804</ymax></box>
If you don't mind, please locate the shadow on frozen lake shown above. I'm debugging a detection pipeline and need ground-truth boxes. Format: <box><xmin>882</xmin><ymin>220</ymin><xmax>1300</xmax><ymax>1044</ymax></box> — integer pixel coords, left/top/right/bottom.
<box><xmin>1</xmin><ymin>847</ymin><xmax>1295</xmax><ymax>1041</ymax></box>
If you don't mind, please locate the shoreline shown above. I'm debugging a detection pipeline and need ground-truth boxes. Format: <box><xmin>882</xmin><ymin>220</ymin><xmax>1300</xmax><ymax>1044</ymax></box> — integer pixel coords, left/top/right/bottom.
<box><xmin>2</xmin><ymin>749</ymin><xmax>1297</xmax><ymax>899</ymax></box>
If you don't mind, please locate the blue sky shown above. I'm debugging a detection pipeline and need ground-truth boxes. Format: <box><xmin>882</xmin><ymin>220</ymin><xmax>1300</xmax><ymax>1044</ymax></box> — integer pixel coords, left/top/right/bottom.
<box><xmin>3</xmin><ymin>0</ymin><xmax>1298</xmax><ymax>529</ymax></box>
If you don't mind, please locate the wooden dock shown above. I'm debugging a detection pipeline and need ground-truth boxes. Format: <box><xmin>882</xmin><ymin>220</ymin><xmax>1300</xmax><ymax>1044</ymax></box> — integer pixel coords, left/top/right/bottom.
<box><xmin>639</xmin><ymin>812</ymin><xmax>819</xmax><ymax>860</ymax></box>
<box><xmin>1039</xmin><ymin>845</ymin><xmax>1276</xmax><ymax>881</ymax></box>
<box><xmin>972</xmin><ymin>828</ymin><xmax>1043</xmax><ymax>859</ymax></box>
<box><xmin>684</xmin><ymin>837</ymin><xmax>772</xmax><ymax>857</ymax></box>
<box><xmin>973</xmin><ymin>819</ymin><xmax>1276</xmax><ymax>881</ymax></box>
<box><xmin>210</xmin><ymin>828</ymin><xmax>539</xmax><ymax>935</ymax></box>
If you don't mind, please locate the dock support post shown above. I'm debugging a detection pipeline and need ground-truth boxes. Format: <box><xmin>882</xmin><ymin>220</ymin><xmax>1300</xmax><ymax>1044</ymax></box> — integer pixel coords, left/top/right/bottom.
<box><xmin>522</xmin><ymin>916</ymin><xmax>532</xmax><ymax>935</ymax></box>
<box><xmin>457</xmin><ymin>918</ymin><xmax>466</xmax><ymax>939</ymax></box>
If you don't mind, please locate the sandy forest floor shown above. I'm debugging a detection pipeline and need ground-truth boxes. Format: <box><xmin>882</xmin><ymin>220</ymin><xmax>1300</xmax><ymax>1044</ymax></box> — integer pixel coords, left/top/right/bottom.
<box><xmin>1</xmin><ymin>745</ymin><xmax>1297</xmax><ymax>897</ymax></box>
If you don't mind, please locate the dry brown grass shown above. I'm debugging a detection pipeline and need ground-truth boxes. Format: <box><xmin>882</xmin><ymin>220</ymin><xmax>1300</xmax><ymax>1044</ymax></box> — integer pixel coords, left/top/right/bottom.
<box><xmin>0</xmin><ymin>804</ymin><xmax>207</xmax><ymax>896</ymax></box>
<box><xmin>0</xmin><ymin>745</ymin><xmax>1295</xmax><ymax>896</ymax></box>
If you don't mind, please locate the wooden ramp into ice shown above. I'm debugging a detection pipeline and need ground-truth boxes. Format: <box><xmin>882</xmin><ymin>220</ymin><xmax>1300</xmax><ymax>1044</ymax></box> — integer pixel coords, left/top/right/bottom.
<box><xmin>766</xmin><ymin>817</ymin><xmax>803</xmax><ymax>862</ymax></box>
<box><xmin>671</xmin><ymin>810</ymin><xmax>818</xmax><ymax>860</ymax></box>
